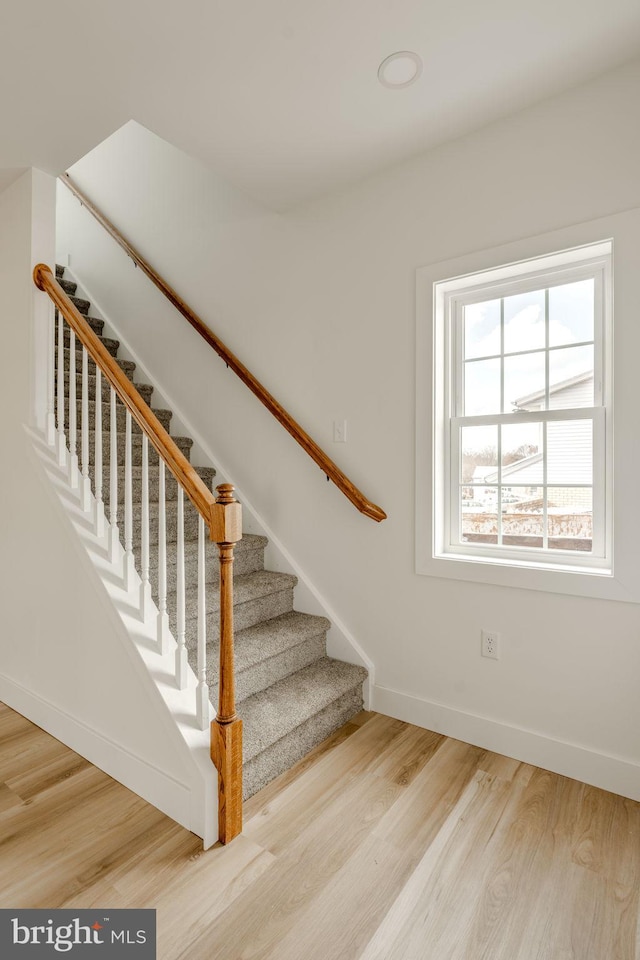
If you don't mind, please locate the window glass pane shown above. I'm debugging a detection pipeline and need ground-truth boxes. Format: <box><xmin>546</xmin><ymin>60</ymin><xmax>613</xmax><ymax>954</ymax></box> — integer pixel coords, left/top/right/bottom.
<box><xmin>461</xmin><ymin>426</ymin><xmax>497</xmax><ymax>484</ymax></box>
<box><xmin>547</xmin><ymin>487</ymin><xmax>592</xmax><ymax>552</ymax></box>
<box><xmin>504</xmin><ymin>351</ymin><xmax>545</xmax><ymax>412</ymax></box>
<box><xmin>548</xmin><ymin>345</ymin><xmax>594</xmax><ymax>407</ymax></box>
<box><xmin>547</xmin><ymin>420</ymin><xmax>592</xmax><ymax>485</ymax></box>
<box><xmin>501</xmin><ymin>422</ymin><xmax>542</xmax><ymax>468</ymax></box>
<box><xmin>549</xmin><ymin>278</ymin><xmax>594</xmax><ymax>347</ymax></box>
<box><xmin>460</xmin><ymin>488</ymin><xmax>497</xmax><ymax>545</ymax></box>
<box><xmin>501</xmin><ymin>486</ymin><xmax>544</xmax><ymax>548</ymax></box>
<box><xmin>464</xmin><ymin>358</ymin><xmax>500</xmax><ymax>415</ymax></box>
<box><xmin>464</xmin><ymin>299</ymin><xmax>501</xmax><ymax>360</ymax></box>
<box><xmin>504</xmin><ymin>288</ymin><xmax>545</xmax><ymax>354</ymax></box>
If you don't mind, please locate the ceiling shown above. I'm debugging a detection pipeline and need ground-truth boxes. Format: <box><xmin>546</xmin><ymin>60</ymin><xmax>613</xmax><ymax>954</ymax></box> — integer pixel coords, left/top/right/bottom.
<box><xmin>2</xmin><ymin>0</ymin><xmax>640</xmax><ymax>209</ymax></box>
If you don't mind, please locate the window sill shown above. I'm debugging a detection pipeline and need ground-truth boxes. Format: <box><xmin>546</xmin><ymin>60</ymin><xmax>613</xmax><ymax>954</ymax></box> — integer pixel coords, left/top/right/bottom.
<box><xmin>416</xmin><ymin>549</ymin><xmax>639</xmax><ymax>604</ymax></box>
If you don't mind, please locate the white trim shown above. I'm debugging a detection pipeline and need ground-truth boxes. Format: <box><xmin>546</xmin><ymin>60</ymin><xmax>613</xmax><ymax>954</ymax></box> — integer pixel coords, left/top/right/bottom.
<box><xmin>372</xmin><ymin>684</ymin><xmax>640</xmax><ymax>804</ymax></box>
<box><xmin>416</xmin><ymin>214</ymin><xmax>633</xmax><ymax>601</ymax></box>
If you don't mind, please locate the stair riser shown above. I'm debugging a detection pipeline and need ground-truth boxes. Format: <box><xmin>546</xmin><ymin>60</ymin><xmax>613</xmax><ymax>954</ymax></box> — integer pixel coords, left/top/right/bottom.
<box><xmin>57</xmin><ymin>331</ymin><xmax>119</xmax><ymax>357</ymax></box>
<box><xmin>118</xmin><ymin>507</ymin><xmax>202</xmax><ymax>543</ymax></box>
<box><xmin>65</xmin><ymin>405</ymin><xmax>172</xmax><ymax>434</ymax></box>
<box><xmin>88</xmin><ymin>438</ymin><xmax>192</xmax><ymax>466</ymax></box>
<box><xmin>55</xmin><ymin>314</ymin><xmax>103</xmax><ymax>336</ymax></box>
<box><xmin>180</xmin><ymin>587</ymin><xmax>295</xmax><ymax>638</ymax></box>
<box><xmin>56</xmin><ymin>374</ymin><xmax>154</xmax><ymax>405</ymax></box>
<box><xmin>228</xmin><ymin>635</ymin><xmax>327</xmax><ymax>705</ymax></box>
<box><xmin>149</xmin><ymin>544</ymin><xmax>264</xmax><ymax>589</ymax></box>
<box><xmin>66</xmin><ymin>295</ymin><xmax>90</xmax><ymax>315</ymax></box>
<box><xmin>56</xmin><ymin>279</ymin><xmax>77</xmax><ymax>296</ymax></box>
<box><xmin>99</xmin><ymin>474</ymin><xmax>196</xmax><ymax>505</ymax></box>
<box><xmin>61</xmin><ymin>342</ymin><xmax>132</xmax><ymax>366</ymax></box>
<box><xmin>59</xmin><ymin>355</ymin><xmax>136</xmax><ymax>380</ymax></box>
<box><xmin>95</xmin><ymin>467</ymin><xmax>214</xmax><ymax>506</ymax></box>
<box><xmin>242</xmin><ymin>687</ymin><xmax>364</xmax><ymax>799</ymax></box>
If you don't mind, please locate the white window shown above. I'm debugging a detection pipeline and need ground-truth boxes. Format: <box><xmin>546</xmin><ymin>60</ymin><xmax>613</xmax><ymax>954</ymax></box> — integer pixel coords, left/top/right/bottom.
<box><xmin>429</xmin><ymin>240</ymin><xmax>612</xmax><ymax>576</ymax></box>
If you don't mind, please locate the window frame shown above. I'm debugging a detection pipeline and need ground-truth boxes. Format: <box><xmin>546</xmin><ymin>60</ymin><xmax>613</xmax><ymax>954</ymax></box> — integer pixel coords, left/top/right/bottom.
<box><xmin>440</xmin><ymin>251</ymin><xmax>611</xmax><ymax>571</ymax></box>
<box><xmin>415</xmin><ymin>227</ymin><xmax>623</xmax><ymax>600</ymax></box>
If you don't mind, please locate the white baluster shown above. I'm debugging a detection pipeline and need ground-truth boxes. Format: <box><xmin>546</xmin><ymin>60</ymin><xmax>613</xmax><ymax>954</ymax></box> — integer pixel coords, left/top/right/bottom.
<box><xmin>108</xmin><ymin>387</ymin><xmax>120</xmax><ymax>564</ymax></box>
<box><xmin>80</xmin><ymin>346</ymin><xmax>91</xmax><ymax>511</ymax></box>
<box><xmin>196</xmin><ymin>515</ymin><xmax>210</xmax><ymax>730</ymax></box>
<box><xmin>157</xmin><ymin>460</ymin><xmax>170</xmax><ymax>653</ymax></box>
<box><xmin>56</xmin><ymin>310</ymin><xmax>66</xmax><ymax>466</ymax></box>
<box><xmin>94</xmin><ymin>369</ymin><xmax>104</xmax><ymax>537</ymax></box>
<box><xmin>175</xmin><ymin>487</ymin><xmax>188</xmax><ymax>689</ymax></box>
<box><xmin>68</xmin><ymin>328</ymin><xmax>78</xmax><ymax>487</ymax></box>
<box><xmin>46</xmin><ymin>303</ymin><xmax>56</xmax><ymax>446</ymax></box>
<box><xmin>123</xmin><ymin>409</ymin><xmax>136</xmax><ymax>590</ymax></box>
<box><xmin>139</xmin><ymin>434</ymin><xmax>152</xmax><ymax>618</ymax></box>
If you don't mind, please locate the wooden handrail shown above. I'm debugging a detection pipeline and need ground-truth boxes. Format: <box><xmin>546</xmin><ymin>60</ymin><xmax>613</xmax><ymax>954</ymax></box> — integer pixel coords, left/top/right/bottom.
<box><xmin>34</xmin><ymin>263</ymin><xmax>219</xmax><ymax>532</ymax></box>
<box><xmin>59</xmin><ymin>173</ymin><xmax>387</xmax><ymax>522</ymax></box>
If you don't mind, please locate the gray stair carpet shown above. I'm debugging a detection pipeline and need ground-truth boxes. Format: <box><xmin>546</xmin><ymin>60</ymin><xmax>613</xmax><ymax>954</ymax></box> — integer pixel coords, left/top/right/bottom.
<box><xmin>55</xmin><ymin>266</ymin><xmax>367</xmax><ymax>801</ymax></box>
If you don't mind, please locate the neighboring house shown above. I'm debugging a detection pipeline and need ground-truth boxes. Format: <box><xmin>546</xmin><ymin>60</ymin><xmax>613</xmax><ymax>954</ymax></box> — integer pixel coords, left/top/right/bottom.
<box><xmin>465</xmin><ymin>373</ymin><xmax>593</xmax><ymax>508</ymax></box>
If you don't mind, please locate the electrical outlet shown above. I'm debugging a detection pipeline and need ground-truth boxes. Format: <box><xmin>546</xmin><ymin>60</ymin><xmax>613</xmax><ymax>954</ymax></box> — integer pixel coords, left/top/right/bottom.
<box><xmin>481</xmin><ymin>629</ymin><xmax>500</xmax><ymax>660</ymax></box>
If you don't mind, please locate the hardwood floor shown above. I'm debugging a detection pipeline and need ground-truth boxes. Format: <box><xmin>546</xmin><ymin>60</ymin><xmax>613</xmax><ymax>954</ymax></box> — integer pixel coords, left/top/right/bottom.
<box><xmin>1</xmin><ymin>700</ymin><xmax>639</xmax><ymax>959</ymax></box>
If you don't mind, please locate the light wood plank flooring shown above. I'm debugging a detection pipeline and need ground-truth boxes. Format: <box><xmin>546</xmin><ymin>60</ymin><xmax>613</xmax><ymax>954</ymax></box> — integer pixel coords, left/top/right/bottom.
<box><xmin>1</xmin><ymin>701</ymin><xmax>639</xmax><ymax>959</ymax></box>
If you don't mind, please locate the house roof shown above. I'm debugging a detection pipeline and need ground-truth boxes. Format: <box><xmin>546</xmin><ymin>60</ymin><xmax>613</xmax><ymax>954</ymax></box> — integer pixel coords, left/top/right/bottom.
<box><xmin>482</xmin><ymin>453</ymin><xmax>543</xmax><ymax>485</ymax></box>
<box><xmin>513</xmin><ymin>371</ymin><xmax>593</xmax><ymax>409</ymax></box>
<box><xmin>1</xmin><ymin>3</ymin><xmax>640</xmax><ymax>207</ymax></box>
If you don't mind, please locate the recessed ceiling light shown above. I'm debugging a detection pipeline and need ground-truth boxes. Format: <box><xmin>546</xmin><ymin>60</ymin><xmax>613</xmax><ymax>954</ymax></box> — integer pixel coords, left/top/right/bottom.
<box><xmin>377</xmin><ymin>51</ymin><xmax>422</xmax><ymax>89</ymax></box>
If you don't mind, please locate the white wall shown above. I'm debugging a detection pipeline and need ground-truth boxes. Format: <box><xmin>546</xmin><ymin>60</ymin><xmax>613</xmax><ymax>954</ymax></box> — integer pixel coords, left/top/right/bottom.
<box><xmin>0</xmin><ymin>170</ymin><xmax>211</xmax><ymax>835</ymax></box>
<box><xmin>58</xmin><ymin>58</ymin><xmax>640</xmax><ymax>799</ymax></box>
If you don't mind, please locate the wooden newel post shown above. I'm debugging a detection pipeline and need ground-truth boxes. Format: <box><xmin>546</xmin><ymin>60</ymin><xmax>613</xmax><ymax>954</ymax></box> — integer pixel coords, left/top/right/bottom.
<box><xmin>209</xmin><ymin>483</ymin><xmax>243</xmax><ymax>844</ymax></box>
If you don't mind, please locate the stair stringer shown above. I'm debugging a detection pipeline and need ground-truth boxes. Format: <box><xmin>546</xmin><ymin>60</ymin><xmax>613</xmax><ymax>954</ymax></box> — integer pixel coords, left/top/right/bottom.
<box><xmin>62</xmin><ymin>267</ymin><xmax>375</xmax><ymax>707</ymax></box>
<box><xmin>23</xmin><ymin>426</ymin><xmax>218</xmax><ymax>849</ymax></box>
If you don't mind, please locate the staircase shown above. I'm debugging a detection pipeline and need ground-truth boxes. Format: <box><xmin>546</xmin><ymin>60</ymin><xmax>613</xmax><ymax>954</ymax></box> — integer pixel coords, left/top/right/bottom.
<box><xmin>55</xmin><ymin>264</ymin><xmax>367</xmax><ymax>801</ymax></box>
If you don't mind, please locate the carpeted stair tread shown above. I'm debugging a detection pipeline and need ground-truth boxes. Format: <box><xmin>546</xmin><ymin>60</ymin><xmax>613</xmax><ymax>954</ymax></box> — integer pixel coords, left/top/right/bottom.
<box><xmin>232</xmin><ymin>611</ymin><xmax>330</xmax><ymax>673</ymax></box>
<box><xmin>55</xmin><ymin>313</ymin><xmax>105</xmax><ymax>337</ymax></box>
<box><xmin>174</xmin><ymin>570</ymin><xmax>297</xmax><ymax>619</ymax></box>
<box><xmin>55</xmin><ymin>264</ymin><xmax>65</xmax><ymax>279</ymax></box>
<box><xmin>173</xmin><ymin>570</ymin><xmax>296</xmax><ymax>637</ymax></box>
<box><xmin>242</xmin><ymin>686</ymin><xmax>365</xmax><ymax>799</ymax></box>
<box><xmin>73</xmin><ymin>401</ymin><xmax>172</xmax><ymax>433</ymax></box>
<box><xmin>61</xmin><ymin>331</ymin><xmax>120</xmax><ymax>357</ymax></box>
<box><xmin>57</xmin><ymin>278</ymin><xmax>77</xmax><ymax>296</ymax></box>
<box><xmin>71</xmin><ymin>374</ymin><xmax>153</xmax><ymax>404</ymax></box>
<box><xmin>62</xmin><ymin>348</ymin><xmax>136</xmax><ymax>378</ymax></box>
<box><xmin>205</xmin><ymin>611</ymin><xmax>330</xmax><ymax>704</ymax></box>
<box><xmin>241</xmin><ymin>658</ymin><xmax>368</xmax><ymax>764</ymax></box>
<box><xmin>69</xmin><ymin>294</ymin><xmax>91</xmax><ymax>315</ymax></box>
<box><xmin>98</xmin><ymin>462</ymin><xmax>214</xmax><ymax>504</ymax></box>
<box><xmin>88</xmin><ymin>431</ymin><xmax>192</xmax><ymax>465</ymax></box>
<box><xmin>151</xmin><ymin>532</ymin><xmax>264</xmax><ymax>567</ymax></box>
<box><xmin>148</xmin><ymin>533</ymin><xmax>266</xmax><ymax>587</ymax></box>
<box><xmin>103</xmin><ymin>463</ymin><xmax>215</xmax><ymax>488</ymax></box>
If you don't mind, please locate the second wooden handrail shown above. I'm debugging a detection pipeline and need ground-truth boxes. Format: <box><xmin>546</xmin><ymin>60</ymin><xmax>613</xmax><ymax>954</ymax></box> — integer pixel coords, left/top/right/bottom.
<box><xmin>60</xmin><ymin>173</ymin><xmax>387</xmax><ymax>522</ymax></box>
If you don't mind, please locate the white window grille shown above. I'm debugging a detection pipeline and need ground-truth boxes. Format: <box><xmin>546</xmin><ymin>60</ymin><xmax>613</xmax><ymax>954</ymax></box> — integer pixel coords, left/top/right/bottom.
<box><xmin>431</xmin><ymin>240</ymin><xmax>612</xmax><ymax>573</ymax></box>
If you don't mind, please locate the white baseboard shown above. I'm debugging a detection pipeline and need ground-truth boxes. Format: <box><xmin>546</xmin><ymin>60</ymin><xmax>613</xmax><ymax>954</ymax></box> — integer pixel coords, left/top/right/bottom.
<box><xmin>0</xmin><ymin>673</ymin><xmax>193</xmax><ymax>830</ymax></box>
<box><xmin>373</xmin><ymin>684</ymin><xmax>640</xmax><ymax>802</ymax></box>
